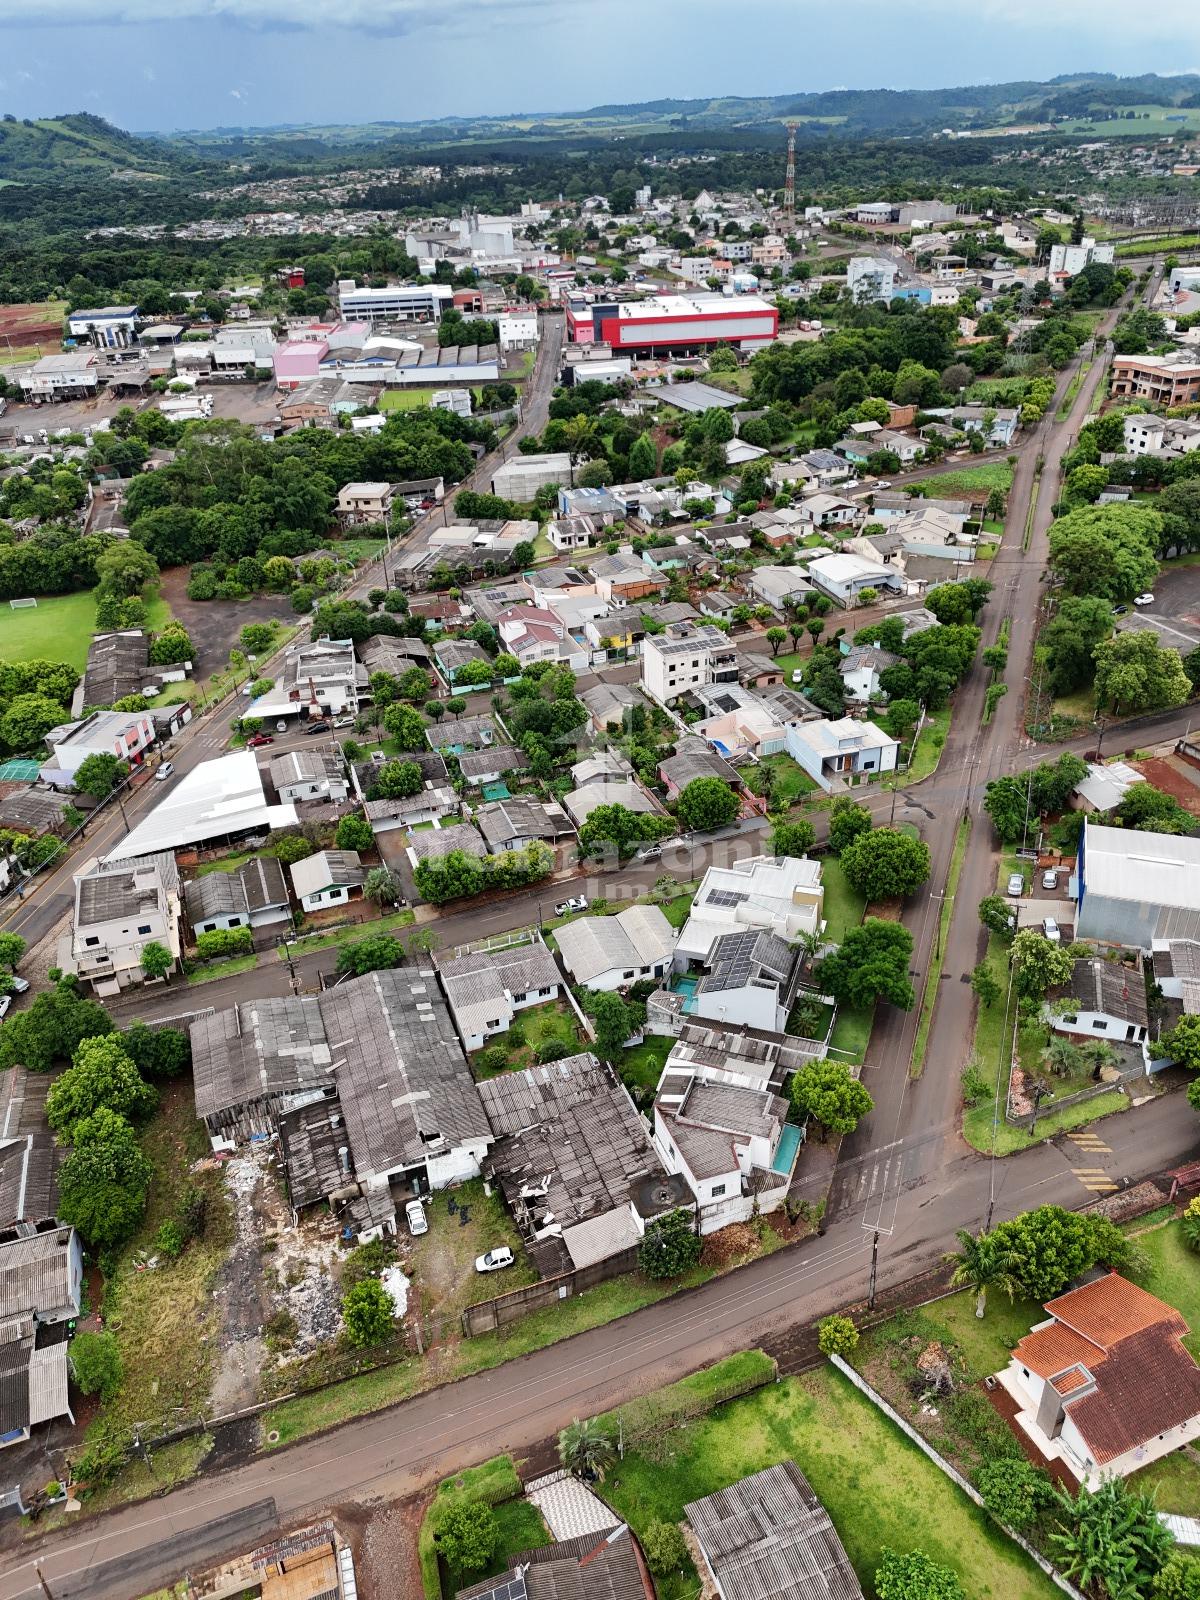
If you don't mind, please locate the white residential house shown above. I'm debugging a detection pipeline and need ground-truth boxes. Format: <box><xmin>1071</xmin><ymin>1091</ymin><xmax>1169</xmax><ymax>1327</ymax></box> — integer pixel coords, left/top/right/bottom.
<box><xmin>437</xmin><ymin>939</ymin><xmax>561</xmax><ymax>1051</ymax></box>
<box><xmin>785</xmin><ymin>717</ymin><xmax>899</xmax><ymax>792</ymax></box>
<box><xmin>289</xmin><ymin>850</ymin><xmax>366</xmax><ymax>914</ymax></box>
<box><xmin>269</xmin><ymin>749</ymin><xmax>349</xmax><ymax>804</ymax></box>
<box><xmin>839</xmin><ymin>645</ymin><xmax>898</xmax><ymax>703</ymax></box>
<box><xmin>250</xmin><ymin>638</ymin><xmax>367</xmax><ymax>723</ymax></box>
<box><xmin>796</xmin><ymin>493</ymin><xmax>857</xmax><ymax>530</ymax></box>
<box><xmin>555</xmin><ymin>904</ymin><xmax>676</xmax><ymax>992</ymax></box>
<box><xmin>66</xmin><ymin>852</ymin><xmax>182</xmax><ymax>996</ymax></box>
<box><xmin>652</xmin><ymin>1064</ymin><xmax>797</xmax><ymax>1233</ymax></box>
<box><xmin>806</xmin><ymin>552</ymin><xmax>904</xmax><ymax>606</ymax></box>
<box><xmin>673</xmin><ymin>854</ymin><xmax>825</xmax><ymax>970</ymax></box>
<box><xmin>996</xmin><ymin>1274</ymin><xmax>1200</xmax><ymax>1488</ymax></box>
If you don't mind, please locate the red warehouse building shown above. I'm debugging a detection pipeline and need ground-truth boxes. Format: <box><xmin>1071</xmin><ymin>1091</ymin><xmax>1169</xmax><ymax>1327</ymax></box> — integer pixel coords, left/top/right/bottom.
<box><xmin>565</xmin><ymin>291</ymin><xmax>777</xmax><ymax>354</ymax></box>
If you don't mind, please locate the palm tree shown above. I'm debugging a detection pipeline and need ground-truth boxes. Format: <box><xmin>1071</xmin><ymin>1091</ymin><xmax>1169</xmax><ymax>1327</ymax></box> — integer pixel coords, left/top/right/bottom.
<box><xmin>558</xmin><ymin>1417</ymin><xmax>616</xmax><ymax>1481</ymax></box>
<box><xmin>794</xmin><ymin>929</ymin><xmax>825</xmax><ymax>970</ymax></box>
<box><xmin>944</xmin><ymin>1228</ymin><xmax>1019</xmax><ymax>1319</ymax></box>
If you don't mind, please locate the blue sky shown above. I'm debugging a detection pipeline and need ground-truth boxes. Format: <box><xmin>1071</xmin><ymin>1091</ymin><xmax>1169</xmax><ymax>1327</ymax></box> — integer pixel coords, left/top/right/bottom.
<box><xmin>0</xmin><ymin>1</ymin><xmax>1194</xmax><ymax>132</ymax></box>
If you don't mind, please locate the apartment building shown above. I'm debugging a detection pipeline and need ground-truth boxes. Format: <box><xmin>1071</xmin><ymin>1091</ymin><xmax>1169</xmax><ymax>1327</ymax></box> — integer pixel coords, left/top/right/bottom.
<box><xmin>1111</xmin><ymin>353</ymin><xmax>1200</xmax><ymax>408</ymax></box>
<box><xmin>335</xmin><ymin>280</ymin><xmax>455</xmax><ymax>323</ymax></box>
<box><xmin>641</xmin><ymin>621</ymin><xmax>738</xmax><ymax>704</ymax></box>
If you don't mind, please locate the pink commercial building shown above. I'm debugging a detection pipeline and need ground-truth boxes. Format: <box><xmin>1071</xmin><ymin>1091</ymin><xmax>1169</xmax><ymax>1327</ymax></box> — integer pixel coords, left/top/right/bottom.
<box><xmin>273</xmin><ymin>339</ymin><xmax>330</xmax><ymax>389</ymax></box>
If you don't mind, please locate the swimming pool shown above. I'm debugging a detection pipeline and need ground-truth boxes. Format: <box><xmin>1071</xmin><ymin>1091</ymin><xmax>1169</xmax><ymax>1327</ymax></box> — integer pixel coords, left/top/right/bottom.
<box><xmin>772</xmin><ymin>1122</ymin><xmax>803</xmax><ymax>1175</ymax></box>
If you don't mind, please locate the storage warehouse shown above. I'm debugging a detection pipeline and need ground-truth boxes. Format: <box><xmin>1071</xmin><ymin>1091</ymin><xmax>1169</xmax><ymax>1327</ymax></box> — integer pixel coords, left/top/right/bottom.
<box><xmin>565</xmin><ymin>292</ymin><xmax>777</xmax><ymax>354</ymax></box>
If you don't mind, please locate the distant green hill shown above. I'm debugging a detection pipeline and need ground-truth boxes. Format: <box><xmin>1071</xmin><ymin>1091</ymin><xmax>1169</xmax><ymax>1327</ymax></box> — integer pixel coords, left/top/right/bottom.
<box><xmin>0</xmin><ymin>113</ymin><xmax>172</xmax><ymax>182</ymax></box>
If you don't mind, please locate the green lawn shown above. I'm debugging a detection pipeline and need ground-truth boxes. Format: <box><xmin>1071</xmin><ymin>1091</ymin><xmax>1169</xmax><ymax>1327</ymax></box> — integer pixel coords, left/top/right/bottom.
<box><xmin>620</xmin><ymin>1033</ymin><xmax>673</xmax><ymax>1096</ymax></box>
<box><xmin>336</xmin><ymin>537</ymin><xmax>387</xmax><ymax>562</ymax></box>
<box><xmin>907</xmin><ymin>704</ymin><xmax>952</xmax><ymax>783</ymax></box>
<box><xmin>747</xmin><ymin>752</ymin><xmax>819</xmax><ymax>807</ymax></box>
<box><xmin>602</xmin><ymin>1365</ymin><xmax>1060</xmax><ymax>1600</ymax></box>
<box><xmin>1127</xmin><ymin>1220</ymin><xmax>1200</xmax><ymax>1360</ymax></box>
<box><xmin>829</xmin><ymin>1003</ymin><xmax>874</xmax><ymax>1065</ymax></box>
<box><xmin>820</xmin><ymin>856</ymin><xmax>866</xmax><ymax>943</ymax></box>
<box><xmin>419</xmin><ymin>1455</ymin><xmax>548</xmax><ymax>1600</ymax></box>
<box><xmin>186</xmin><ymin>952</ymin><xmax>259</xmax><ymax>985</ymax></box>
<box><xmin>282</xmin><ymin>907</ymin><xmax>415</xmax><ymax>956</ymax></box>
<box><xmin>379</xmin><ymin>389</ymin><xmax>431</xmax><ymax>411</ymax></box>
<box><xmin>193</xmin><ymin>851</ymin><xmax>256</xmax><ymax>877</ymax></box>
<box><xmin>1131</xmin><ymin>1451</ymin><xmax>1200</xmax><ymax>1517</ymax></box>
<box><xmin>911</xmin><ymin>816</ymin><xmax>971</xmax><ymax>1078</ymax></box>
<box><xmin>914</xmin><ymin>464</ymin><xmax>1015</xmax><ymax>498</ymax></box>
<box><xmin>0</xmin><ymin>588</ymin><xmax>171</xmax><ymax>673</ymax></box>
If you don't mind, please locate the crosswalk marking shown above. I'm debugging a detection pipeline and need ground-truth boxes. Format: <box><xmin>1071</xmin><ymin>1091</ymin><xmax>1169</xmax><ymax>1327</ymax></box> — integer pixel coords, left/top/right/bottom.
<box><xmin>1071</xmin><ymin>1167</ymin><xmax>1118</xmax><ymax>1193</ymax></box>
<box><xmin>1069</xmin><ymin>1133</ymin><xmax>1112</xmax><ymax>1153</ymax></box>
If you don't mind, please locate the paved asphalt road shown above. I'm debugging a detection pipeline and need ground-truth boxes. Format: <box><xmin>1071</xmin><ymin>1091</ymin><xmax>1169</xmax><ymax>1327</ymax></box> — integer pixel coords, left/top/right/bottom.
<box><xmin>10</xmin><ymin>280</ymin><xmax>1200</xmax><ymax>1599</ymax></box>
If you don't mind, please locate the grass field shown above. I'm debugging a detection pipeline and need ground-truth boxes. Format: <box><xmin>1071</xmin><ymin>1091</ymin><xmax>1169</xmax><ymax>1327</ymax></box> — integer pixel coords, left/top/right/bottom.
<box><xmin>820</xmin><ymin>856</ymin><xmax>866</xmax><ymax>944</ymax></box>
<box><xmin>602</xmin><ymin>1365</ymin><xmax>1060</xmax><ymax>1600</ymax></box>
<box><xmin>915</xmin><ymin>464</ymin><xmax>1015</xmax><ymax>498</ymax></box>
<box><xmin>474</xmin><ymin>999</ymin><xmax>590</xmax><ymax>1076</ymax></box>
<box><xmin>619</xmin><ymin>1033</ymin><xmax>673</xmax><ymax>1095</ymax></box>
<box><xmin>911</xmin><ymin>816</ymin><xmax>970</xmax><ymax>1077</ymax></box>
<box><xmin>907</xmin><ymin>703</ymin><xmax>952</xmax><ymax>783</ymax></box>
<box><xmin>379</xmin><ymin>389</ymin><xmax>431</xmax><ymax>411</ymax></box>
<box><xmin>0</xmin><ymin>589</ymin><xmax>171</xmax><ymax>671</ymax></box>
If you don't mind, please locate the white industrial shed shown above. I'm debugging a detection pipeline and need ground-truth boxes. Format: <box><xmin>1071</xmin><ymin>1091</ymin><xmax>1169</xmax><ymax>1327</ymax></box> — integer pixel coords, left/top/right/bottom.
<box><xmin>105</xmin><ymin>751</ymin><xmax>297</xmax><ymax>862</ymax></box>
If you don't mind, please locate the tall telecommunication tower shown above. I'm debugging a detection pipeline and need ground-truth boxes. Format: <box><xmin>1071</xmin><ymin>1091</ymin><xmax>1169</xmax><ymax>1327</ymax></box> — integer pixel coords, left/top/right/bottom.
<box><xmin>783</xmin><ymin>121</ymin><xmax>798</xmax><ymax>231</ymax></box>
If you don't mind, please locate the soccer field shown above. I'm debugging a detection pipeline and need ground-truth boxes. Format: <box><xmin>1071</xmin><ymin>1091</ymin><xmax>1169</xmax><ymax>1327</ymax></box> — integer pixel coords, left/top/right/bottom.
<box><xmin>0</xmin><ymin>591</ymin><xmax>171</xmax><ymax>671</ymax></box>
<box><xmin>378</xmin><ymin>389</ymin><xmax>430</xmax><ymax>411</ymax></box>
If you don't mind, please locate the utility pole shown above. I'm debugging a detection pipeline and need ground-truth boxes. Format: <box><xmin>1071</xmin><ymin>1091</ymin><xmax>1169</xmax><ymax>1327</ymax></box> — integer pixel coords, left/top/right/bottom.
<box><xmin>1029</xmin><ymin>1081</ymin><xmax>1046</xmax><ymax>1138</ymax></box>
<box><xmin>868</xmin><ymin>1229</ymin><xmax>880</xmax><ymax>1310</ymax></box>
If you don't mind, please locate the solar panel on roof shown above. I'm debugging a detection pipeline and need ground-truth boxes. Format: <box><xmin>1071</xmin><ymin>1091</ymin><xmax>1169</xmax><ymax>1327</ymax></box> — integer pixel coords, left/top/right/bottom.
<box><xmin>706</xmin><ymin>889</ymin><xmax>748</xmax><ymax>908</ymax></box>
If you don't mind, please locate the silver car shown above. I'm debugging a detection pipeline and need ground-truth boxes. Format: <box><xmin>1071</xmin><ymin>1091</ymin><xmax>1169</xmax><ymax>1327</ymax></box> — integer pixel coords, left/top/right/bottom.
<box><xmin>1006</xmin><ymin>873</ymin><xmax>1024</xmax><ymax>897</ymax></box>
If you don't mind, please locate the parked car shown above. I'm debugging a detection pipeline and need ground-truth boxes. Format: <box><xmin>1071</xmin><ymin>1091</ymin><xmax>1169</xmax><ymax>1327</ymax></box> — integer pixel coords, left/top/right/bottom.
<box><xmin>303</xmin><ymin>720</ymin><xmax>330</xmax><ymax>736</ymax></box>
<box><xmin>792</xmin><ymin>670</ymin><xmax>804</xmax><ymax>684</ymax></box>
<box><xmin>1135</xmin><ymin>593</ymin><xmax>1156</xmax><ymax>607</ymax></box>
<box><xmin>247</xmin><ymin>733</ymin><xmax>274</xmax><ymax>749</ymax></box>
<box><xmin>638</xmin><ymin>846</ymin><xmax>662</xmax><ymax>863</ymax></box>
<box><xmin>1112</xmin><ymin>604</ymin><xmax>1128</xmax><ymax>616</ymax></box>
<box><xmin>155</xmin><ymin>760</ymin><xmax>174</xmax><ymax>782</ymax></box>
<box><xmin>405</xmin><ymin>1199</ymin><xmax>428</xmax><ymax>1237</ymax></box>
<box><xmin>475</xmin><ymin>1246</ymin><xmax>514</xmax><ymax>1274</ymax></box>
<box><xmin>8</xmin><ymin>976</ymin><xmax>29</xmax><ymax>994</ymax></box>
<box><xmin>332</xmin><ymin>715</ymin><xmax>356</xmax><ymax>728</ymax></box>
<box><xmin>276</xmin><ymin>721</ymin><xmax>288</xmax><ymax>733</ymax></box>
<box><xmin>1043</xmin><ymin>918</ymin><xmax>1061</xmax><ymax>944</ymax></box>
<box><xmin>0</xmin><ymin>995</ymin><xmax>11</xmax><ymax>1022</ymax></box>
<box><xmin>1006</xmin><ymin>872</ymin><xmax>1024</xmax><ymax>897</ymax></box>
<box><xmin>1041</xmin><ymin>868</ymin><xmax>1057</xmax><ymax>890</ymax></box>
<box><xmin>555</xmin><ymin>896</ymin><xmax>588</xmax><ymax>916</ymax></box>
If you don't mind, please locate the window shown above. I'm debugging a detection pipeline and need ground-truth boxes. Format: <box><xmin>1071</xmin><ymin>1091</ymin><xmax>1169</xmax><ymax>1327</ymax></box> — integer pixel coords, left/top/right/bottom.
<box><xmin>623</xmin><ymin>970</ymin><xmax>635</xmax><ymax>980</ymax></box>
<box><xmin>201</xmin><ymin>923</ymin><xmax>215</xmax><ymax>934</ymax></box>
<box><xmin>137</xmin><ymin>924</ymin><xmax>152</xmax><ymax>936</ymax></box>
<box><xmin>711</xmin><ymin>1183</ymin><xmax>726</xmax><ymax>1197</ymax></box>
<box><xmin>84</xmin><ymin>936</ymin><xmax>100</xmax><ymax>948</ymax></box>
<box><xmin>1092</xmin><ymin>1020</ymin><xmax>1108</xmax><ymax>1031</ymax></box>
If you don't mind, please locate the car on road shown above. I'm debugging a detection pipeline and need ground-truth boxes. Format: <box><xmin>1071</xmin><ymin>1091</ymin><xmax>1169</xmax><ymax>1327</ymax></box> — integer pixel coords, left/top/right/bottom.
<box><xmin>303</xmin><ymin>720</ymin><xmax>330</xmax><ymax>736</ymax></box>
<box><xmin>638</xmin><ymin>846</ymin><xmax>662</xmax><ymax>862</ymax></box>
<box><xmin>1135</xmin><ymin>593</ymin><xmax>1156</xmax><ymax>607</ymax></box>
<box><xmin>1007</xmin><ymin>872</ymin><xmax>1025</xmax><ymax>897</ymax></box>
<box><xmin>1041</xmin><ymin>868</ymin><xmax>1058</xmax><ymax>890</ymax></box>
<box><xmin>405</xmin><ymin>1199</ymin><xmax>428</xmax><ymax>1237</ymax></box>
<box><xmin>555</xmin><ymin>896</ymin><xmax>588</xmax><ymax>916</ymax></box>
<box><xmin>247</xmin><ymin>733</ymin><xmax>274</xmax><ymax>748</ymax></box>
<box><xmin>332</xmin><ymin>715</ymin><xmax>356</xmax><ymax>729</ymax></box>
<box><xmin>475</xmin><ymin>1246</ymin><xmax>514</xmax><ymax>1274</ymax></box>
<box><xmin>874</xmin><ymin>480</ymin><xmax>891</xmax><ymax>490</ymax></box>
<box><xmin>1043</xmin><ymin>918</ymin><xmax>1062</xmax><ymax>944</ymax></box>
<box><xmin>155</xmin><ymin>760</ymin><xmax>174</xmax><ymax>782</ymax></box>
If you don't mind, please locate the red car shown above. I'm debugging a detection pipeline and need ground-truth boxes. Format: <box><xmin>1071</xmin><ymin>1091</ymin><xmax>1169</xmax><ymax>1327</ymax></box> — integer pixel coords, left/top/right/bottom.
<box><xmin>246</xmin><ymin>733</ymin><xmax>274</xmax><ymax>748</ymax></box>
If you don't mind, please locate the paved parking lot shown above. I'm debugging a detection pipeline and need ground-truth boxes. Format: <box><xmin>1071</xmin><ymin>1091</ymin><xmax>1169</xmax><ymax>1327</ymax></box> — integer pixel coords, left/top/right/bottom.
<box><xmin>0</xmin><ymin>379</ymin><xmax>282</xmax><ymax>442</ymax></box>
<box><xmin>1121</xmin><ymin>562</ymin><xmax>1200</xmax><ymax>652</ymax></box>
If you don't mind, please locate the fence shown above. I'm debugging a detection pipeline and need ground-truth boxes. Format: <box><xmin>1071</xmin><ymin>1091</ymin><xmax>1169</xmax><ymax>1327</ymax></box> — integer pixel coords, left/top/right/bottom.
<box><xmin>829</xmin><ymin>1355</ymin><xmax>1089</xmax><ymax>1600</ymax></box>
<box><xmin>461</xmin><ymin>1245</ymin><xmax>641</xmax><ymax>1336</ymax></box>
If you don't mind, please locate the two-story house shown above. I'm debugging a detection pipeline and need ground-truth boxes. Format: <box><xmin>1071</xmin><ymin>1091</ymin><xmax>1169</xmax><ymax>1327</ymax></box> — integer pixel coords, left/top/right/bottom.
<box><xmin>335</xmin><ymin>481</ymin><xmax>397</xmax><ymax>528</ymax></box>
<box><xmin>41</xmin><ymin>709</ymin><xmax>156</xmax><ymax>787</ymax></box>
<box><xmin>66</xmin><ymin>852</ymin><xmax>182</xmax><ymax>995</ymax></box>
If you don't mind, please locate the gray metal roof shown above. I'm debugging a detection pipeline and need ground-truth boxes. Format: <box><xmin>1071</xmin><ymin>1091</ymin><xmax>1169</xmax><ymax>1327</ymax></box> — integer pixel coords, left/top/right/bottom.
<box><xmin>185</xmin><ymin>871</ymin><xmax>244</xmax><ymax>922</ymax></box>
<box><xmin>555</xmin><ymin>906</ymin><xmax>675</xmax><ymax>985</ymax></box>
<box><xmin>0</xmin><ymin>1227</ymin><xmax>76</xmax><ymax>1320</ymax></box>
<box><xmin>458</xmin><ymin>745</ymin><xmax>529</xmax><ymax>781</ymax></box>
<box><xmin>1082</xmin><ymin>821</ymin><xmax>1200</xmax><ymax>908</ymax></box>
<box><xmin>75</xmin><ymin>852</ymin><xmax>178</xmax><ymax>928</ymax></box>
<box><xmin>686</xmin><ymin>1461</ymin><xmax>863</xmax><ymax>1600</ymax></box>
<box><xmin>479</xmin><ymin>1054</ymin><xmax>665</xmax><ymax>1229</ymax></box>
<box><xmin>410</xmin><ymin>822</ymin><xmax>487</xmax><ymax>861</ymax></box>
<box><xmin>289</xmin><ymin>849</ymin><xmax>365</xmax><ymax>901</ymax></box>
<box><xmin>660</xmin><ymin>740</ymin><xmax>739</xmax><ymax>790</ymax></box>
<box><xmin>438</xmin><ymin>943</ymin><xmax>561</xmax><ymax>1042</ymax></box>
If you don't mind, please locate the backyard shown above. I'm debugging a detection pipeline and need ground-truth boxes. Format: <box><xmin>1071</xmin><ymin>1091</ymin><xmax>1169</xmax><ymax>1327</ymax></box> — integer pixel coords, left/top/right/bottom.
<box><xmin>602</xmin><ymin>1358</ymin><xmax>1060</xmax><ymax>1600</ymax></box>
<box><xmin>619</xmin><ymin>1032</ymin><xmax>673</xmax><ymax>1097</ymax></box>
<box><xmin>409</xmin><ymin>1178</ymin><xmax>538</xmax><ymax>1339</ymax></box>
<box><xmin>744</xmin><ymin>751</ymin><xmax>819</xmax><ymax>808</ymax></box>
<box><xmin>472</xmin><ymin>998</ymin><xmax>591</xmax><ymax>1076</ymax></box>
<box><xmin>419</xmin><ymin>1455</ymin><xmax>549</xmax><ymax>1600</ymax></box>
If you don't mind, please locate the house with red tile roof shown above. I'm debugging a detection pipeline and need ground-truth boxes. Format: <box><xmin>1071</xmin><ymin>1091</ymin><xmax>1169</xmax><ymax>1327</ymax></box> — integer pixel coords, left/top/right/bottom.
<box><xmin>997</xmin><ymin>1272</ymin><xmax>1200</xmax><ymax>1487</ymax></box>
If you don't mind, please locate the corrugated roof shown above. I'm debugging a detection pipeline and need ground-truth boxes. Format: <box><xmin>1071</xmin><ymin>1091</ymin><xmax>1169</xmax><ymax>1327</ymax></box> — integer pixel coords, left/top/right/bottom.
<box><xmin>686</xmin><ymin>1461</ymin><xmax>863</xmax><ymax>1600</ymax></box>
<box><xmin>1082</xmin><ymin>820</ymin><xmax>1200</xmax><ymax>909</ymax></box>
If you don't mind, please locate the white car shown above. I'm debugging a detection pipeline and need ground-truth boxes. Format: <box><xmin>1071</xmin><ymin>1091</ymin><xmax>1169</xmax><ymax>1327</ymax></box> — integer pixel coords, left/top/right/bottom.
<box><xmin>1043</xmin><ymin>918</ymin><xmax>1062</xmax><ymax>945</ymax></box>
<box><xmin>1134</xmin><ymin>593</ymin><xmax>1156</xmax><ymax>607</ymax></box>
<box><xmin>555</xmin><ymin>896</ymin><xmax>588</xmax><ymax>917</ymax></box>
<box><xmin>332</xmin><ymin>715</ymin><xmax>356</xmax><ymax>728</ymax></box>
<box><xmin>1006</xmin><ymin>873</ymin><xmax>1025</xmax><ymax>897</ymax></box>
<box><xmin>1041</xmin><ymin>869</ymin><xmax>1057</xmax><ymax>891</ymax></box>
<box><xmin>0</xmin><ymin>995</ymin><xmax>10</xmax><ymax>1022</ymax></box>
<box><xmin>475</xmin><ymin>1246</ymin><xmax>514</xmax><ymax>1274</ymax></box>
<box><xmin>405</xmin><ymin>1199</ymin><xmax>428</xmax><ymax>1237</ymax></box>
